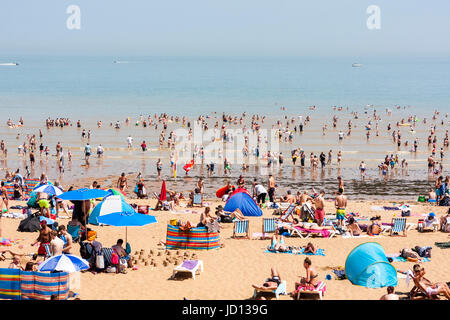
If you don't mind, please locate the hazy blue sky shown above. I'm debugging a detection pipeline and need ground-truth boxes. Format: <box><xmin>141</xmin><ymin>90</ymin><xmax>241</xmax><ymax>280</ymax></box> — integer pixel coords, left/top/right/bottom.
<box><xmin>1</xmin><ymin>0</ymin><xmax>449</xmax><ymax>56</ymax></box>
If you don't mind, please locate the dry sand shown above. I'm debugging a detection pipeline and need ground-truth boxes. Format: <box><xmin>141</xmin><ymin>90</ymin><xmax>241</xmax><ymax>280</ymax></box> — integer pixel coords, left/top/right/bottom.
<box><xmin>1</xmin><ymin>198</ymin><xmax>449</xmax><ymax>300</ymax></box>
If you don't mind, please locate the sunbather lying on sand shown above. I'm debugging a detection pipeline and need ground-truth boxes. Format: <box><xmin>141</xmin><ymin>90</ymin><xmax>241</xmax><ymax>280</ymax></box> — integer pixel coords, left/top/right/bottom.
<box><xmin>267</xmin><ymin>235</ymin><xmax>290</xmax><ymax>252</ymax></box>
<box><xmin>252</xmin><ymin>267</ymin><xmax>282</xmax><ymax>300</ymax></box>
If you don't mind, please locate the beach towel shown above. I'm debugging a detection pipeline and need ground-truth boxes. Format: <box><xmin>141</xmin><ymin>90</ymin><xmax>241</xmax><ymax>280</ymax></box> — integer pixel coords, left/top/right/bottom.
<box><xmin>386</xmin><ymin>254</ymin><xmax>430</xmax><ymax>263</ymax></box>
<box><xmin>434</xmin><ymin>242</ymin><xmax>450</xmax><ymax>249</ymax></box>
<box><xmin>0</xmin><ymin>268</ymin><xmax>21</xmax><ymax>300</ymax></box>
<box><xmin>294</xmin><ymin>226</ymin><xmax>331</xmax><ymax>238</ymax></box>
<box><xmin>20</xmin><ymin>271</ymin><xmax>69</xmax><ymax>300</ymax></box>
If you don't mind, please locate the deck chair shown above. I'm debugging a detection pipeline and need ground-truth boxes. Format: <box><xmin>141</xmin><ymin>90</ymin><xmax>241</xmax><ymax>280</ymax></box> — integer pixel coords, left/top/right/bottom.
<box><xmin>67</xmin><ymin>224</ymin><xmax>81</xmax><ymax>243</ymax></box>
<box><xmin>102</xmin><ymin>248</ymin><xmax>114</xmax><ymax>267</ymax></box>
<box><xmin>233</xmin><ymin>220</ymin><xmax>249</xmax><ymax>239</ymax></box>
<box><xmin>262</xmin><ymin>218</ymin><xmax>277</xmax><ymax>239</ymax></box>
<box><xmin>296</xmin><ymin>281</ymin><xmax>326</xmax><ymax>300</ymax></box>
<box><xmin>390</xmin><ymin>217</ymin><xmax>407</xmax><ymax>236</ymax></box>
<box><xmin>43</xmin><ymin>243</ymin><xmax>53</xmax><ymax>259</ymax></box>
<box><xmin>192</xmin><ymin>193</ymin><xmax>203</xmax><ymax>207</ymax></box>
<box><xmin>280</xmin><ymin>204</ymin><xmax>296</xmax><ymax>222</ymax></box>
<box><xmin>253</xmin><ymin>280</ymin><xmax>287</xmax><ymax>300</ymax></box>
<box><xmin>172</xmin><ymin>260</ymin><xmax>204</xmax><ymax>280</ymax></box>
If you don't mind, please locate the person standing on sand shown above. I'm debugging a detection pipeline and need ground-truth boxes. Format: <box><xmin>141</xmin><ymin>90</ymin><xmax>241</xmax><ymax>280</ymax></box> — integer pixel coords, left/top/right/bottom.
<box><xmin>337</xmin><ymin>176</ymin><xmax>344</xmax><ymax>194</ymax></box>
<box><xmin>335</xmin><ymin>188</ymin><xmax>347</xmax><ymax>227</ymax></box>
<box><xmin>314</xmin><ymin>190</ymin><xmax>325</xmax><ymax>226</ymax></box>
<box><xmin>268</xmin><ymin>174</ymin><xmax>276</xmax><ymax>203</ymax></box>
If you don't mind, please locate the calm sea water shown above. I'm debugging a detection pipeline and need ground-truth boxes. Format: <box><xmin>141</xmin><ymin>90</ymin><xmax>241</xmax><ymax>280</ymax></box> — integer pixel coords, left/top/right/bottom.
<box><xmin>0</xmin><ymin>56</ymin><xmax>449</xmax><ymax>118</ymax></box>
<box><xmin>0</xmin><ymin>56</ymin><xmax>448</xmax><ymax>199</ymax></box>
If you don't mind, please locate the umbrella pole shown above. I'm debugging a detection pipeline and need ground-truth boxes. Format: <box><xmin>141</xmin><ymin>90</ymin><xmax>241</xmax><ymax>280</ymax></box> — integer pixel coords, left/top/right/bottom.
<box><xmin>125</xmin><ymin>226</ymin><xmax>127</xmax><ymax>246</ymax></box>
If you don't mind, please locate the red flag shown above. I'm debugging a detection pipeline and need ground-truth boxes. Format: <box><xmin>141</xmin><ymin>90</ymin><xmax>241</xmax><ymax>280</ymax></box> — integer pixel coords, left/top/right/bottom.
<box><xmin>160</xmin><ymin>180</ymin><xmax>167</xmax><ymax>201</ymax></box>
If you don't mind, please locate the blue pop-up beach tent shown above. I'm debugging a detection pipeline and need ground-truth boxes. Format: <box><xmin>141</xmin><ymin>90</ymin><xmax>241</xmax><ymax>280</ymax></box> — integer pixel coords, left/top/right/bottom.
<box><xmin>345</xmin><ymin>242</ymin><xmax>397</xmax><ymax>288</ymax></box>
<box><xmin>224</xmin><ymin>191</ymin><xmax>262</xmax><ymax>217</ymax></box>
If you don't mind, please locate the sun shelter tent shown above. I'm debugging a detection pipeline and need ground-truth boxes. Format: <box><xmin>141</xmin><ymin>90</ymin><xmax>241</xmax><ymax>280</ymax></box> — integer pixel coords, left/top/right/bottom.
<box><xmin>224</xmin><ymin>191</ymin><xmax>262</xmax><ymax>217</ymax></box>
<box><xmin>345</xmin><ymin>242</ymin><xmax>397</xmax><ymax>288</ymax></box>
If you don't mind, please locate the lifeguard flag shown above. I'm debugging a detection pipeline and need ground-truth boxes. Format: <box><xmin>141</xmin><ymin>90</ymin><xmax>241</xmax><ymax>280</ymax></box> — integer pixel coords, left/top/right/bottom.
<box><xmin>183</xmin><ymin>160</ymin><xmax>194</xmax><ymax>173</ymax></box>
<box><xmin>160</xmin><ymin>180</ymin><xmax>167</xmax><ymax>201</ymax></box>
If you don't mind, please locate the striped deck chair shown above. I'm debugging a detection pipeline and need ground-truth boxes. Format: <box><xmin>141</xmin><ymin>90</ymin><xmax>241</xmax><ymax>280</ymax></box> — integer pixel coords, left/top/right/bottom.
<box><xmin>0</xmin><ymin>268</ymin><xmax>21</xmax><ymax>300</ymax></box>
<box><xmin>262</xmin><ymin>218</ymin><xmax>277</xmax><ymax>239</ymax></box>
<box><xmin>296</xmin><ymin>281</ymin><xmax>326</xmax><ymax>300</ymax></box>
<box><xmin>192</xmin><ymin>194</ymin><xmax>203</xmax><ymax>207</ymax></box>
<box><xmin>44</xmin><ymin>243</ymin><xmax>53</xmax><ymax>259</ymax></box>
<box><xmin>20</xmin><ymin>271</ymin><xmax>70</xmax><ymax>300</ymax></box>
<box><xmin>253</xmin><ymin>280</ymin><xmax>287</xmax><ymax>300</ymax></box>
<box><xmin>102</xmin><ymin>248</ymin><xmax>114</xmax><ymax>267</ymax></box>
<box><xmin>390</xmin><ymin>217</ymin><xmax>407</xmax><ymax>236</ymax></box>
<box><xmin>280</xmin><ymin>204</ymin><xmax>296</xmax><ymax>222</ymax></box>
<box><xmin>233</xmin><ymin>220</ymin><xmax>249</xmax><ymax>239</ymax></box>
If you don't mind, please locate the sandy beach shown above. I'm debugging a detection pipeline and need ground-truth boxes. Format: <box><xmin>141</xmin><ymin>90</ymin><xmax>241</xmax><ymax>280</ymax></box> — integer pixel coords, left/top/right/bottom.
<box><xmin>1</xmin><ymin>196</ymin><xmax>449</xmax><ymax>300</ymax></box>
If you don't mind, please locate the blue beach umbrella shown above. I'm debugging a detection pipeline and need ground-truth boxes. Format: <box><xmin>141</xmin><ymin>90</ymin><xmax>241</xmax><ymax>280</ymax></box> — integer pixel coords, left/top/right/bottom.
<box><xmin>58</xmin><ymin>188</ymin><xmax>110</xmax><ymax>201</ymax></box>
<box><xmin>96</xmin><ymin>200</ymin><xmax>157</xmax><ymax>244</ymax></box>
<box><xmin>38</xmin><ymin>254</ymin><xmax>89</xmax><ymax>273</ymax></box>
<box><xmin>97</xmin><ymin>211</ymin><xmax>157</xmax><ymax>227</ymax></box>
<box><xmin>33</xmin><ymin>184</ymin><xmax>63</xmax><ymax>196</ymax></box>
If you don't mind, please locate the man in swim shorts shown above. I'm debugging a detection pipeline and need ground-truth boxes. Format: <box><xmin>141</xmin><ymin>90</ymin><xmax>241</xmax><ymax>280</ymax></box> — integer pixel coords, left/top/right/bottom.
<box><xmin>335</xmin><ymin>188</ymin><xmax>347</xmax><ymax>227</ymax></box>
<box><xmin>314</xmin><ymin>190</ymin><xmax>326</xmax><ymax>226</ymax></box>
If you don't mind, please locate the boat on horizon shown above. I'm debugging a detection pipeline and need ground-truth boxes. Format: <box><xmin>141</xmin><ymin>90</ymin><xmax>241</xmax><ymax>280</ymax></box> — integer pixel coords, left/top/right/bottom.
<box><xmin>352</xmin><ymin>63</ymin><xmax>362</xmax><ymax>67</ymax></box>
<box><xmin>0</xmin><ymin>62</ymin><xmax>19</xmax><ymax>66</ymax></box>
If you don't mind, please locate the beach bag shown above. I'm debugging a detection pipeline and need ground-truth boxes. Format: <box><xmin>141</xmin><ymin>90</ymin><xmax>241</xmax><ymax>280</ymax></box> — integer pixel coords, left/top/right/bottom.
<box><xmin>221</xmin><ymin>215</ymin><xmax>233</xmax><ymax>223</ymax></box>
<box><xmin>417</xmin><ymin>195</ymin><xmax>426</xmax><ymax>202</ymax></box>
<box><xmin>106</xmin><ymin>266</ymin><xmax>116</xmax><ymax>273</ymax></box>
<box><xmin>401</xmin><ymin>209</ymin><xmax>411</xmax><ymax>217</ymax></box>
<box><xmin>96</xmin><ymin>251</ymin><xmax>105</xmax><ymax>269</ymax></box>
<box><xmin>169</xmin><ymin>219</ymin><xmax>178</xmax><ymax>226</ymax></box>
<box><xmin>111</xmin><ymin>249</ymin><xmax>119</xmax><ymax>265</ymax></box>
<box><xmin>80</xmin><ymin>241</ymin><xmax>93</xmax><ymax>260</ymax></box>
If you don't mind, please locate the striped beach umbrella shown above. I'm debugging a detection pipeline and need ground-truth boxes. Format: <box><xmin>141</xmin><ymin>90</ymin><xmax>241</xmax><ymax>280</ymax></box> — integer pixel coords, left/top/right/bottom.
<box><xmin>88</xmin><ymin>195</ymin><xmax>134</xmax><ymax>225</ymax></box>
<box><xmin>33</xmin><ymin>184</ymin><xmax>63</xmax><ymax>196</ymax></box>
<box><xmin>37</xmin><ymin>254</ymin><xmax>89</xmax><ymax>273</ymax></box>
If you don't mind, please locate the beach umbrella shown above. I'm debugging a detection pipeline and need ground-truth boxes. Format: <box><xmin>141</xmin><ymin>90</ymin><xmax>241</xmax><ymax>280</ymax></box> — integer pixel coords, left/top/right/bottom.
<box><xmin>88</xmin><ymin>195</ymin><xmax>134</xmax><ymax>225</ymax></box>
<box><xmin>160</xmin><ymin>180</ymin><xmax>167</xmax><ymax>201</ymax></box>
<box><xmin>105</xmin><ymin>188</ymin><xmax>126</xmax><ymax>199</ymax></box>
<box><xmin>97</xmin><ymin>207</ymin><xmax>157</xmax><ymax>244</ymax></box>
<box><xmin>58</xmin><ymin>188</ymin><xmax>110</xmax><ymax>201</ymax></box>
<box><xmin>33</xmin><ymin>184</ymin><xmax>63</xmax><ymax>196</ymax></box>
<box><xmin>37</xmin><ymin>254</ymin><xmax>89</xmax><ymax>273</ymax></box>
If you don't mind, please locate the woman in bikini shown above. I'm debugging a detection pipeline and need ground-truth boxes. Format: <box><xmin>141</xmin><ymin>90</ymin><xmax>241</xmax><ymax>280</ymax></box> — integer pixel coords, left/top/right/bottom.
<box><xmin>294</xmin><ymin>258</ymin><xmax>319</xmax><ymax>292</ymax></box>
<box><xmin>347</xmin><ymin>217</ymin><xmax>362</xmax><ymax>236</ymax></box>
<box><xmin>117</xmin><ymin>173</ymin><xmax>128</xmax><ymax>194</ymax></box>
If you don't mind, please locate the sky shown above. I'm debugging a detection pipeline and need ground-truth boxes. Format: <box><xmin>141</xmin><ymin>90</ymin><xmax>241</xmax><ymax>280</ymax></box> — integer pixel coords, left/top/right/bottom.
<box><xmin>0</xmin><ymin>0</ymin><xmax>449</xmax><ymax>57</ymax></box>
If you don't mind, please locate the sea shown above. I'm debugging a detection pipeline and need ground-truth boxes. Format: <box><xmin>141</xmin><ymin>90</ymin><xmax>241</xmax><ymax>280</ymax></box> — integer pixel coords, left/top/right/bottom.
<box><xmin>0</xmin><ymin>55</ymin><xmax>449</xmax><ymax>199</ymax></box>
